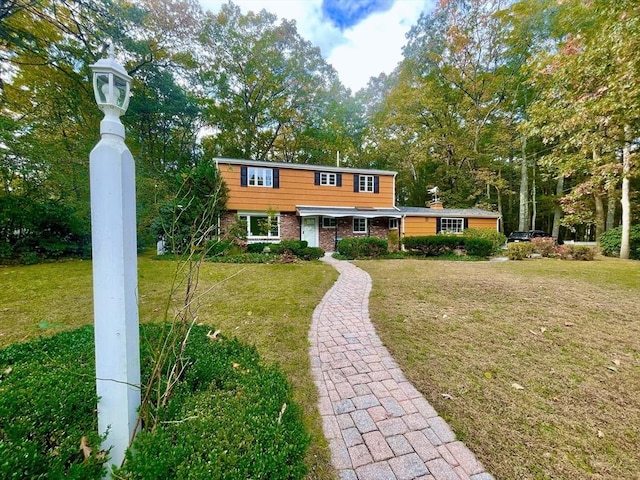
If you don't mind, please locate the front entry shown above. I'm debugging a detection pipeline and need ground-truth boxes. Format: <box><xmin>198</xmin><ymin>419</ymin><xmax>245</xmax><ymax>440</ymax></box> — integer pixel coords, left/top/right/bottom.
<box><xmin>301</xmin><ymin>217</ymin><xmax>319</xmax><ymax>247</ymax></box>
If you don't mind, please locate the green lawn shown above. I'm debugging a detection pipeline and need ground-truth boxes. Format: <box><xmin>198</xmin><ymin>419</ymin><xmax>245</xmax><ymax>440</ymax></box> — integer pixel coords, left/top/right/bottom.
<box><xmin>358</xmin><ymin>256</ymin><xmax>640</xmax><ymax>480</ymax></box>
<box><xmin>3</xmin><ymin>254</ymin><xmax>639</xmax><ymax>479</ymax></box>
<box><xmin>0</xmin><ymin>255</ymin><xmax>339</xmax><ymax>480</ymax></box>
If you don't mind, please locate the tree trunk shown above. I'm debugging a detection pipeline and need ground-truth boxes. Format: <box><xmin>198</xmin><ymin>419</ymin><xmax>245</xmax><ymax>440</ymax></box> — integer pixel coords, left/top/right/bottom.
<box><xmin>518</xmin><ymin>137</ymin><xmax>529</xmax><ymax>231</ymax></box>
<box><xmin>620</xmin><ymin>125</ymin><xmax>632</xmax><ymax>259</ymax></box>
<box><xmin>495</xmin><ymin>186</ymin><xmax>504</xmax><ymax>233</ymax></box>
<box><xmin>606</xmin><ymin>186</ymin><xmax>616</xmax><ymax>231</ymax></box>
<box><xmin>552</xmin><ymin>175</ymin><xmax>564</xmax><ymax>239</ymax></box>
<box><xmin>594</xmin><ymin>193</ymin><xmax>605</xmax><ymax>243</ymax></box>
<box><xmin>530</xmin><ymin>161</ymin><xmax>537</xmax><ymax>230</ymax></box>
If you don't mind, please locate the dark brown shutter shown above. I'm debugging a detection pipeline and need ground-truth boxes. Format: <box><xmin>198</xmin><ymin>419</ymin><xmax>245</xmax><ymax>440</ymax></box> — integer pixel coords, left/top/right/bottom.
<box><xmin>240</xmin><ymin>166</ymin><xmax>248</xmax><ymax>187</ymax></box>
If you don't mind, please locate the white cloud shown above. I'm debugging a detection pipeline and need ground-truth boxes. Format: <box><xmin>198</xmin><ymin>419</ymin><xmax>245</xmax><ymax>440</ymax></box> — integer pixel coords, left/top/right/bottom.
<box><xmin>198</xmin><ymin>0</ymin><xmax>433</xmax><ymax>92</ymax></box>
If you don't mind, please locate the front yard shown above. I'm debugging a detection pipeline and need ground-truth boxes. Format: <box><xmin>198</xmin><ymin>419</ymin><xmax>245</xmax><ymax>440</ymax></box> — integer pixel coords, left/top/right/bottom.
<box><xmin>1</xmin><ymin>255</ymin><xmax>638</xmax><ymax>479</ymax></box>
<box><xmin>359</xmin><ymin>257</ymin><xmax>640</xmax><ymax>479</ymax></box>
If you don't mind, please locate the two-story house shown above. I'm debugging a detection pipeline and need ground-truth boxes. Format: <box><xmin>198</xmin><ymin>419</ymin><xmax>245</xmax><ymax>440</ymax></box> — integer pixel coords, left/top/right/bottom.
<box><xmin>216</xmin><ymin>158</ymin><xmax>500</xmax><ymax>252</ymax></box>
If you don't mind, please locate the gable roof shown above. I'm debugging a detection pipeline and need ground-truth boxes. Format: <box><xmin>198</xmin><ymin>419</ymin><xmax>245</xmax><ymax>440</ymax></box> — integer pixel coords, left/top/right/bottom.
<box><xmin>214</xmin><ymin>157</ymin><xmax>397</xmax><ymax>177</ymax></box>
<box><xmin>398</xmin><ymin>206</ymin><xmax>501</xmax><ymax>218</ymax></box>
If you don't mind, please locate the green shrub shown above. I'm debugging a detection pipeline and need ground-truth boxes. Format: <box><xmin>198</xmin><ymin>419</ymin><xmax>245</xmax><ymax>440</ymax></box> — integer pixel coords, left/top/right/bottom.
<box><xmin>387</xmin><ymin>230</ymin><xmax>400</xmax><ymax>252</ymax></box>
<box><xmin>121</xmin><ymin>327</ymin><xmax>309</xmax><ymax>479</ymax></box>
<box><xmin>556</xmin><ymin>244</ymin><xmax>596</xmax><ymax>261</ymax></box>
<box><xmin>246</xmin><ymin>242</ymin><xmax>276</xmax><ymax>254</ymax></box>
<box><xmin>0</xmin><ymin>196</ymin><xmax>90</xmax><ymax>264</ymax></box>
<box><xmin>463</xmin><ymin>237</ymin><xmax>494</xmax><ymax>258</ymax></box>
<box><xmin>507</xmin><ymin>242</ymin><xmax>534</xmax><ymax>260</ymax></box>
<box><xmin>599</xmin><ymin>225</ymin><xmax>640</xmax><ymax>260</ymax></box>
<box><xmin>0</xmin><ymin>327</ymin><xmax>106</xmax><ymax>479</ymax></box>
<box><xmin>0</xmin><ymin>325</ymin><xmax>309</xmax><ymax>480</ymax></box>
<box><xmin>337</xmin><ymin>237</ymin><xmax>388</xmax><ymax>259</ymax></box>
<box><xmin>530</xmin><ymin>237</ymin><xmax>556</xmax><ymax>257</ymax></box>
<box><xmin>298</xmin><ymin>246</ymin><xmax>325</xmax><ymax>260</ymax></box>
<box><xmin>206</xmin><ymin>239</ymin><xmax>233</xmax><ymax>256</ymax></box>
<box><xmin>276</xmin><ymin>240</ymin><xmax>308</xmax><ymax>257</ymax></box>
<box><xmin>462</xmin><ymin>228</ymin><xmax>506</xmax><ymax>255</ymax></box>
<box><xmin>207</xmin><ymin>253</ymin><xmax>275</xmax><ymax>264</ymax></box>
<box><xmin>403</xmin><ymin>235</ymin><xmax>461</xmax><ymax>256</ymax></box>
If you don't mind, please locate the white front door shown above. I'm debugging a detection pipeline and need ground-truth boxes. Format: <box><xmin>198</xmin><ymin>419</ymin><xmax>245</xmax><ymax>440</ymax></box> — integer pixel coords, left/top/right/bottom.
<box><xmin>301</xmin><ymin>217</ymin><xmax>319</xmax><ymax>247</ymax></box>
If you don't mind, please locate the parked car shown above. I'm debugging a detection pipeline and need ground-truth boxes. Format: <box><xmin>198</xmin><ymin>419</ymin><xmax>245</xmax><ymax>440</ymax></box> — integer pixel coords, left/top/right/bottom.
<box><xmin>507</xmin><ymin>230</ymin><xmax>552</xmax><ymax>243</ymax></box>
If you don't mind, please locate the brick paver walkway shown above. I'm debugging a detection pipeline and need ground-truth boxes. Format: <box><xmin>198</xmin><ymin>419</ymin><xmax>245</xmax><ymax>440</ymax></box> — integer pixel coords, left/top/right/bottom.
<box><xmin>309</xmin><ymin>255</ymin><xmax>494</xmax><ymax>480</ymax></box>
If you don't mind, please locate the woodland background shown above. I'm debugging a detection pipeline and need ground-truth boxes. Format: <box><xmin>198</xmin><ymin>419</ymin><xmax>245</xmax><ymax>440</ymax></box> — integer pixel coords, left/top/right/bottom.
<box><xmin>1</xmin><ymin>0</ymin><xmax>638</xmax><ymax>258</ymax></box>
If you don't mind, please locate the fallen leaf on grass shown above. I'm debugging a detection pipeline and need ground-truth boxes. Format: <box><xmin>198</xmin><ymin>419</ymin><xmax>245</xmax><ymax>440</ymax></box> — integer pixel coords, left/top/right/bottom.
<box><xmin>511</xmin><ymin>383</ymin><xmax>525</xmax><ymax>390</ymax></box>
<box><xmin>232</xmin><ymin>362</ymin><xmax>241</xmax><ymax>369</ymax></box>
<box><xmin>206</xmin><ymin>329</ymin><xmax>221</xmax><ymax>341</ymax></box>
<box><xmin>441</xmin><ymin>393</ymin><xmax>454</xmax><ymax>400</ymax></box>
<box><xmin>529</xmin><ymin>326</ymin><xmax>547</xmax><ymax>336</ymax></box>
<box><xmin>612</xmin><ymin>359</ymin><xmax>621</xmax><ymax>366</ymax></box>
<box><xmin>597</xmin><ymin>430</ymin><xmax>604</xmax><ymax>438</ymax></box>
<box><xmin>564</xmin><ymin>322</ymin><xmax>576</xmax><ymax>327</ymax></box>
<box><xmin>606</xmin><ymin>366</ymin><xmax>617</xmax><ymax>372</ymax></box>
<box><xmin>1</xmin><ymin>367</ymin><xmax>12</xmax><ymax>377</ymax></box>
<box><xmin>80</xmin><ymin>436</ymin><xmax>92</xmax><ymax>461</ymax></box>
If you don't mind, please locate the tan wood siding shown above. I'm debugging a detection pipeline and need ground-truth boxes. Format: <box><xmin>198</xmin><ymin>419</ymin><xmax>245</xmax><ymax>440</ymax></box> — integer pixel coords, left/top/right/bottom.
<box><xmin>403</xmin><ymin>216</ymin><xmax>498</xmax><ymax>237</ymax></box>
<box><xmin>468</xmin><ymin>218</ymin><xmax>498</xmax><ymax>230</ymax></box>
<box><xmin>403</xmin><ymin>217</ymin><xmax>437</xmax><ymax>236</ymax></box>
<box><xmin>218</xmin><ymin>162</ymin><xmax>395</xmax><ymax>211</ymax></box>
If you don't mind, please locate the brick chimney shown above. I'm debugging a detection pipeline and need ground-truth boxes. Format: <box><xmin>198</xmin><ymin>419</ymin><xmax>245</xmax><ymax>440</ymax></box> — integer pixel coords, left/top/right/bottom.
<box><xmin>429</xmin><ymin>201</ymin><xmax>444</xmax><ymax>209</ymax></box>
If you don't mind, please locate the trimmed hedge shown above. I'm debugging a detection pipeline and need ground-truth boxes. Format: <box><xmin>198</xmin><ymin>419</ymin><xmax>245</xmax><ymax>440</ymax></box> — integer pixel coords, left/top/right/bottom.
<box><xmin>507</xmin><ymin>242</ymin><xmax>534</xmax><ymax>260</ymax></box>
<box><xmin>337</xmin><ymin>237</ymin><xmax>388</xmax><ymax>259</ymax></box>
<box><xmin>0</xmin><ymin>325</ymin><xmax>309</xmax><ymax>479</ymax></box>
<box><xmin>556</xmin><ymin>244</ymin><xmax>596</xmax><ymax>261</ymax></box>
<box><xmin>599</xmin><ymin>225</ymin><xmax>640</xmax><ymax>260</ymax></box>
<box><xmin>463</xmin><ymin>237</ymin><xmax>494</xmax><ymax>258</ymax></box>
<box><xmin>403</xmin><ymin>235</ymin><xmax>461</xmax><ymax>256</ymax></box>
<box><xmin>462</xmin><ymin>228</ymin><xmax>506</xmax><ymax>255</ymax></box>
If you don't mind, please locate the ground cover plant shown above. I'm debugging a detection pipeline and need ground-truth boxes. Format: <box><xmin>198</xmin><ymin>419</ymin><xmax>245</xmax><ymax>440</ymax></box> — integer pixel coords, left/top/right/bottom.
<box><xmin>0</xmin><ymin>255</ymin><xmax>338</xmax><ymax>479</ymax></box>
<box><xmin>358</xmin><ymin>257</ymin><xmax>640</xmax><ymax>480</ymax></box>
<box><xmin>0</xmin><ymin>324</ymin><xmax>309</xmax><ymax>479</ymax></box>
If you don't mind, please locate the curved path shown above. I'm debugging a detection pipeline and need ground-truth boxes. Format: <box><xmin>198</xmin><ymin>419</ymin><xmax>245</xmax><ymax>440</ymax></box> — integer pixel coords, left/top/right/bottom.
<box><xmin>309</xmin><ymin>256</ymin><xmax>494</xmax><ymax>480</ymax></box>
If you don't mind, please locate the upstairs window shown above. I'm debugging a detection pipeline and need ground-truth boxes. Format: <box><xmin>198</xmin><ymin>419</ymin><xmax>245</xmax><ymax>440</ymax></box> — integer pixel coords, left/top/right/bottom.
<box><xmin>359</xmin><ymin>175</ymin><xmax>374</xmax><ymax>192</ymax></box>
<box><xmin>241</xmin><ymin>166</ymin><xmax>279</xmax><ymax>188</ymax></box>
<box><xmin>249</xmin><ymin>167</ymin><xmax>272</xmax><ymax>187</ymax></box>
<box><xmin>315</xmin><ymin>171</ymin><xmax>342</xmax><ymax>186</ymax></box>
<box><xmin>353</xmin><ymin>174</ymin><xmax>380</xmax><ymax>193</ymax></box>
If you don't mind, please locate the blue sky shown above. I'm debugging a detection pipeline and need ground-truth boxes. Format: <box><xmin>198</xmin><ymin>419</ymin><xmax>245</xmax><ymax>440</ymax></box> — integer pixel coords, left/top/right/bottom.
<box><xmin>199</xmin><ymin>0</ymin><xmax>434</xmax><ymax>92</ymax></box>
<box><xmin>321</xmin><ymin>0</ymin><xmax>395</xmax><ymax>29</ymax></box>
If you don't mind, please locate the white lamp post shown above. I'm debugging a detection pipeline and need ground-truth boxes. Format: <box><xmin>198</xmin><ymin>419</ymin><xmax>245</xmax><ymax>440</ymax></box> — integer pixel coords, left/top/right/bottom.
<box><xmin>89</xmin><ymin>46</ymin><xmax>140</xmax><ymax>472</ymax></box>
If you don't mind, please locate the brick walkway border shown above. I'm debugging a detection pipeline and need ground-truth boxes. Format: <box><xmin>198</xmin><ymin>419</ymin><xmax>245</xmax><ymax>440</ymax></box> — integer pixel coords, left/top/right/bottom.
<box><xmin>309</xmin><ymin>255</ymin><xmax>494</xmax><ymax>480</ymax></box>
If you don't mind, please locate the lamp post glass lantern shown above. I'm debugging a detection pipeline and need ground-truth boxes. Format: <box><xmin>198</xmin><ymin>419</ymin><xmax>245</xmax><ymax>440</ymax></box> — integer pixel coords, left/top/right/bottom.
<box><xmin>90</xmin><ymin>46</ymin><xmax>131</xmax><ymax>117</ymax></box>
